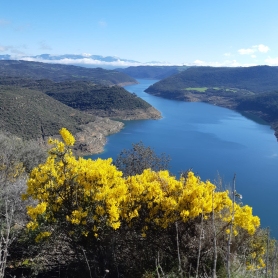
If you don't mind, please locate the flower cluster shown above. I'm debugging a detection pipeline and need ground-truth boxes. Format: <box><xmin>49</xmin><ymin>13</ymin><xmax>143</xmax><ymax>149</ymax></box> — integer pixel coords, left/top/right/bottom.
<box><xmin>23</xmin><ymin>128</ymin><xmax>261</xmax><ymax>268</ymax></box>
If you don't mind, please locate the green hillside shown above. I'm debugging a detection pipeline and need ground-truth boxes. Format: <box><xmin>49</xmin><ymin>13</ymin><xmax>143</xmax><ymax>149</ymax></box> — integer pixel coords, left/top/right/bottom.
<box><xmin>237</xmin><ymin>91</ymin><xmax>278</xmax><ymax>120</ymax></box>
<box><xmin>0</xmin><ymin>85</ymin><xmax>95</xmax><ymax>140</ymax></box>
<box><xmin>236</xmin><ymin>91</ymin><xmax>278</xmax><ymax>137</ymax></box>
<box><xmin>0</xmin><ymin>60</ymin><xmax>137</xmax><ymax>86</ymax></box>
<box><xmin>146</xmin><ymin>66</ymin><xmax>278</xmax><ymax>95</ymax></box>
<box><xmin>145</xmin><ymin>66</ymin><xmax>278</xmax><ymax>140</ymax></box>
<box><xmin>41</xmin><ymin>80</ymin><xmax>152</xmax><ymax>111</ymax></box>
<box><xmin>0</xmin><ymin>77</ymin><xmax>152</xmax><ymax>111</ymax></box>
<box><xmin>0</xmin><ymin>76</ymin><xmax>161</xmax><ymax>147</ymax></box>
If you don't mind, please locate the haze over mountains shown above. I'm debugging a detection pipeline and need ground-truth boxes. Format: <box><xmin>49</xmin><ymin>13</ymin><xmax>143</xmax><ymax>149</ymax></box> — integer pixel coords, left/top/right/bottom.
<box><xmin>0</xmin><ymin>54</ymin><xmax>175</xmax><ymax>69</ymax></box>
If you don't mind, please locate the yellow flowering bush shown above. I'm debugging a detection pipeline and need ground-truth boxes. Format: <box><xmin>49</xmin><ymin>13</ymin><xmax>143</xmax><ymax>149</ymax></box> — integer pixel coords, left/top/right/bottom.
<box><xmin>23</xmin><ymin>128</ymin><xmax>127</xmax><ymax>240</ymax></box>
<box><xmin>23</xmin><ymin>128</ymin><xmax>263</xmax><ymax>275</ymax></box>
<box><xmin>24</xmin><ymin>129</ymin><xmax>260</xmax><ymax>236</ymax></box>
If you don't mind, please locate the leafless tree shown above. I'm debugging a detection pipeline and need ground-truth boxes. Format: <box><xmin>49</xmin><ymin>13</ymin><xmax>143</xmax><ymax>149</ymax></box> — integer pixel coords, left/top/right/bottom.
<box><xmin>115</xmin><ymin>141</ymin><xmax>170</xmax><ymax>176</ymax></box>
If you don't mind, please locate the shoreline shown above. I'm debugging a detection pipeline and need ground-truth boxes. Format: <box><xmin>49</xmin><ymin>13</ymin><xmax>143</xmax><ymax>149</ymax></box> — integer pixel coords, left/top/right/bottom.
<box><xmin>146</xmin><ymin>90</ymin><xmax>278</xmax><ymax>142</ymax></box>
<box><xmin>72</xmin><ymin>107</ymin><xmax>162</xmax><ymax>156</ymax></box>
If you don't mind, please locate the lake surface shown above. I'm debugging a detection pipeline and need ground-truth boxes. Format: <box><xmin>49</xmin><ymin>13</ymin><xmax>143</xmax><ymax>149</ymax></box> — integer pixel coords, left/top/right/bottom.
<box><xmin>90</xmin><ymin>79</ymin><xmax>278</xmax><ymax>238</ymax></box>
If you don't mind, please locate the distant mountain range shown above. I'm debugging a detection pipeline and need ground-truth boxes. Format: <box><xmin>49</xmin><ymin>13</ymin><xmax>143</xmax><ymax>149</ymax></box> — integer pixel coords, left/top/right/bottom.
<box><xmin>0</xmin><ymin>54</ymin><xmax>179</xmax><ymax>69</ymax></box>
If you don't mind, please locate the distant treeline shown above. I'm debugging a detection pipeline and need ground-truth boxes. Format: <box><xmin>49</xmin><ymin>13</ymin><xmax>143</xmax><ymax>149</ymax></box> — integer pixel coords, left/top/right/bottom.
<box><xmin>0</xmin><ymin>60</ymin><xmax>137</xmax><ymax>85</ymax></box>
<box><xmin>145</xmin><ymin>66</ymin><xmax>278</xmax><ymax>93</ymax></box>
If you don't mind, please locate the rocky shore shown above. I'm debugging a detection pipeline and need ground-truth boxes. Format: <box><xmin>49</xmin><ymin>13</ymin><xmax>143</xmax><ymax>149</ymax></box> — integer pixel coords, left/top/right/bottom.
<box><xmin>73</xmin><ymin>117</ymin><xmax>124</xmax><ymax>156</ymax></box>
<box><xmin>72</xmin><ymin>106</ymin><xmax>161</xmax><ymax>156</ymax></box>
<box><xmin>86</xmin><ymin>106</ymin><xmax>161</xmax><ymax>120</ymax></box>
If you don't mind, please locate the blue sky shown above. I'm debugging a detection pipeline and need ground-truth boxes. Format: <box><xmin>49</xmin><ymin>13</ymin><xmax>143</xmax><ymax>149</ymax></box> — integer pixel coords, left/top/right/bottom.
<box><xmin>1</xmin><ymin>0</ymin><xmax>278</xmax><ymax>67</ymax></box>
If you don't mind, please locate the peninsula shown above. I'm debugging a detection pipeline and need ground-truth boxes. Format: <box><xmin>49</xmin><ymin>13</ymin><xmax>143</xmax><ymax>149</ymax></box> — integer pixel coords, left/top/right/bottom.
<box><xmin>145</xmin><ymin>66</ymin><xmax>278</xmax><ymax>140</ymax></box>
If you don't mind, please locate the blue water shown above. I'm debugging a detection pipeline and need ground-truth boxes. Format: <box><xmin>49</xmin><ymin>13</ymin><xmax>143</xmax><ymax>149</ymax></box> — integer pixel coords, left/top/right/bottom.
<box><xmin>89</xmin><ymin>79</ymin><xmax>278</xmax><ymax>238</ymax></box>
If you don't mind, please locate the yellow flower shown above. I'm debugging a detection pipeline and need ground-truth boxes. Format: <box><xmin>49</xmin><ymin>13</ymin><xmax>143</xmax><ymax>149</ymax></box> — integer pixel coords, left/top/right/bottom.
<box><xmin>23</xmin><ymin>130</ymin><xmax>261</xmax><ymax>245</ymax></box>
<box><xmin>60</xmin><ymin>128</ymin><xmax>75</xmax><ymax>146</ymax></box>
<box><xmin>35</xmin><ymin>231</ymin><xmax>51</xmax><ymax>242</ymax></box>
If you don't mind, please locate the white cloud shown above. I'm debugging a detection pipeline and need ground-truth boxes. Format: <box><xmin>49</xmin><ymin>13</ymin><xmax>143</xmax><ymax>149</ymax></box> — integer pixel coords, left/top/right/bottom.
<box><xmin>20</xmin><ymin>57</ymin><xmax>141</xmax><ymax>67</ymax></box>
<box><xmin>82</xmin><ymin>53</ymin><xmax>92</xmax><ymax>57</ymax></box>
<box><xmin>238</xmin><ymin>44</ymin><xmax>270</xmax><ymax>55</ymax></box>
<box><xmin>6</xmin><ymin>52</ymin><xmax>277</xmax><ymax>68</ymax></box>
<box><xmin>18</xmin><ymin>56</ymin><xmax>183</xmax><ymax>68</ymax></box>
<box><xmin>238</xmin><ymin>48</ymin><xmax>256</xmax><ymax>55</ymax></box>
<box><xmin>192</xmin><ymin>59</ymin><xmax>206</xmax><ymax>66</ymax></box>
<box><xmin>18</xmin><ymin>55</ymin><xmax>261</xmax><ymax>68</ymax></box>
<box><xmin>265</xmin><ymin>57</ymin><xmax>278</xmax><ymax>66</ymax></box>
<box><xmin>256</xmin><ymin>44</ymin><xmax>270</xmax><ymax>53</ymax></box>
<box><xmin>190</xmin><ymin>59</ymin><xmax>255</xmax><ymax>67</ymax></box>
<box><xmin>224</xmin><ymin>52</ymin><xmax>231</xmax><ymax>57</ymax></box>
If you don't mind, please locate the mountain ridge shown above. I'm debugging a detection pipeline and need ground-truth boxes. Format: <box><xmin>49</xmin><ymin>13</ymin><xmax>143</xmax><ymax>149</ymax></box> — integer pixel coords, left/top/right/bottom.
<box><xmin>0</xmin><ymin>60</ymin><xmax>137</xmax><ymax>86</ymax></box>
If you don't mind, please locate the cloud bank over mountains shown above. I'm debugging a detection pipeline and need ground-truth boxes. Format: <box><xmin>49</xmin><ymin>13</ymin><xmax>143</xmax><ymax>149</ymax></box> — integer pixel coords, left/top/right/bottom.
<box><xmin>0</xmin><ymin>53</ymin><xmax>177</xmax><ymax>69</ymax></box>
<box><xmin>1</xmin><ymin>44</ymin><xmax>278</xmax><ymax>68</ymax></box>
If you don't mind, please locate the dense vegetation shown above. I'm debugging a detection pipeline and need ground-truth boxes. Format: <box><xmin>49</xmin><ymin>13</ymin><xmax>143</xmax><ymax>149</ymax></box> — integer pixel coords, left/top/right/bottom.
<box><xmin>0</xmin><ymin>77</ymin><xmax>152</xmax><ymax>112</ymax></box>
<box><xmin>2</xmin><ymin>64</ymin><xmax>278</xmax><ymax>277</ymax></box>
<box><xmin>237</xmin><ymin>91</ymin><xmax>278</xmax><ymax>121</ymax></box>
<box><xmin>42</xmin><ymin>81</ymin><xmax>152</xmax><ymax>111</ymax></box>
<box><xmin>146</xmin><ymin>66</ymin><xmax>278</xmax><ymax>94</ymax></box>
<box><xmin>1</xmin><ymin>129</ymin><xmax>276</xmax><ymax>278</ymax></box>
<box><xmin>0</xmin><ymin>72</ymin><xmax>159</xmax><ymax>142</ymax></box>
<box><xmin>0</xmin><ymin>60</ymin><xmax>137</xmax><ymax>86</ymax></box>
<box><xmin>116</xmin><ymin>65</ymin><xmax>189</xmax><ymax>79</ymax></box>
<box><xmin>145</xmin><ymin>66</ymin><xmax>278</xmax><ymax>140</ymax></box>
<box><xmin>0</xmin><ymin>85</ymin><xmax>96</xmax><ymax>140</ymax></box>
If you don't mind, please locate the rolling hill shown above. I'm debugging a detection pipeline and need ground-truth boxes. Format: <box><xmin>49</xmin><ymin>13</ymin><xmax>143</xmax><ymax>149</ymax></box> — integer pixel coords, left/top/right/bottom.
<box><xmin>0</xmin><ymin>77</ymin><xmax>161</xmax><ymax>120</ymax></box>
<box><xmin>145</xmin><ymin>66</ymin><xmax>278</xmax><ymax>140</ymax></box>
<box><xmin>0</xmin><ymin>85</ymin><xmax>95</xmax><ymax>140</ymax></box>
<box><xmin>0</xmin><ymin>84</ymin><xmax>125</xmax><ymax>155</ymax></box>
<box><xmin>0</xmin><ymin>60</ymin><xmax>137</xmax><ymax>86</ymax></box>
<box><xmin>145</xmin><ymin>66</ymin><xmax>278</xmax><ymax>95</ymax></box>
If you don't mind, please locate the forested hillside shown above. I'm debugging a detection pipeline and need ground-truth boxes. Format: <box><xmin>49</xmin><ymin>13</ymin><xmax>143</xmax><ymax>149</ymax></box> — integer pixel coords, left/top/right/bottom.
<box><xmin>145</xmin><ymin>66</ymin><xmax>278</xmax><ymax>140</ymax></box>
<box><xmin>0</xmin><ymin>76</ymin><xmax>161</xmax><ymax>120</ymax></box>
<box><xmin>146</xmin><ymin>66</ymin><xmax>278</xmax><ymax>94</ymax></box>
<box><xmin>0</xmin><ymin>60</ymin><xmax>137</xmax><ymax>86</ymax></box>
<box><xmin>0</xmin><ymin>78</ymin><xmax>160</xmax><ymax>153</ymax></box>
<box><xmin>0</xmin><ymin>85</ymin><xmax>95</xmax><ymax>140</ymax></box>
<box><xmin>39</xmin><ymin>80</ymin><xmax>154</xmax><ymax>112</ymax></box>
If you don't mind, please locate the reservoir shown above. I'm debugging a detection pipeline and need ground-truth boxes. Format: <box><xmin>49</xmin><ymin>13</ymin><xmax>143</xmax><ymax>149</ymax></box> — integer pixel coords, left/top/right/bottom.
<box><xmin>90</xmin><ymin>79</ymin><xmax>278</xmax><ymax>238</ymax></box>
